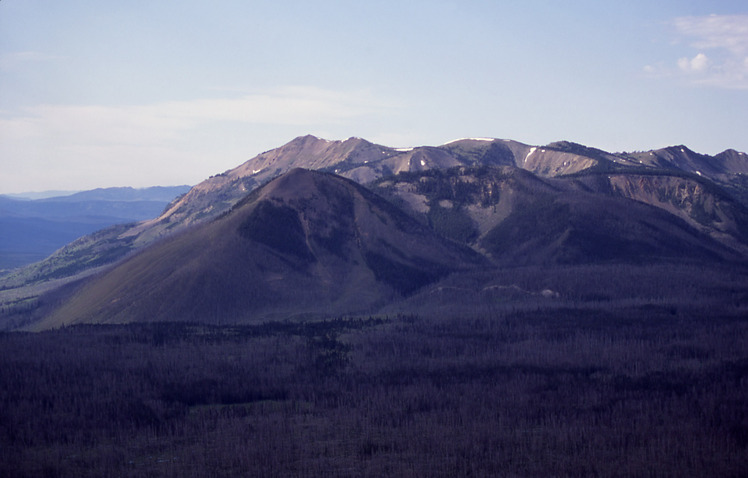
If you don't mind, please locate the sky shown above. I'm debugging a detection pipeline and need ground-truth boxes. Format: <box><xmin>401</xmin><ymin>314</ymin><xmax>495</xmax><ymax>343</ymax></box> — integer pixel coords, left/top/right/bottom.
<box><xmin>1</xmin><ymin>0</ymin><xmax>747</xmax><ymax>193</ymax></box>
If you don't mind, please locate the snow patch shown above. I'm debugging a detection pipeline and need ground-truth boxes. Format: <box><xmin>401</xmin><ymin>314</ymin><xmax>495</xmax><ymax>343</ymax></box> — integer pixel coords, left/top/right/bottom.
<box><xmin>524</xmin><ymin>147</ymin><xmax>537</xmax><ymax>163</ymax></box>
<box><xmin>252</xmin><ymin>168</ymin><xmax>263</xmax><ymax>175</ymax></box>
<box><xmin>420</xmin><ymin>159</ymin><xmax>426</xmax><ymax>167</ymax></box>
<box><xmin>696</xmin><ymin>170</ymin><xmax>703</xmax><ymax>176</ymax></box>
<box><xmin>395</xmin><ymin>147</ymin><xmax>414</xmax><ymax>152</ymax></box>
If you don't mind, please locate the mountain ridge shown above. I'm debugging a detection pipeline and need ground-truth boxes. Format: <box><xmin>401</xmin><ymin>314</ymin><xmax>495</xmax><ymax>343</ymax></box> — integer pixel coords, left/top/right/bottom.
<box><xmin>29</xmin><ymin>169</ymin><xmax>484</xmax><ymax>329</ymax></box>
<box><xmin>2</xmin><ymin>135</ymin><xmax>748</xmax><ymax>330</ymax></box>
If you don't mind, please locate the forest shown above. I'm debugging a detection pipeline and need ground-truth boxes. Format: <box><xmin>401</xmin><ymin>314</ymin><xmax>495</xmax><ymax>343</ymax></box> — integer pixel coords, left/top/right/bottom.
<box><xmin>1</xmin><ymin>304</ymin><xmax>746</xmax><ymax>477</ymax></box>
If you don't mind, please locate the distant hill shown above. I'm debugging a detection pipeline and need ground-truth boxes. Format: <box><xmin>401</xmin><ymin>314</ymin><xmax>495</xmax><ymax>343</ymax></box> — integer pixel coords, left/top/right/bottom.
<box><xmin>0</xmin><ymin>186</ymin><xmax>190</xmax><ymax>269</ymax></box>
<box><xmin>4</xmin><ymin>190</ymin><xmax>78</xmax><ymax>200</ymax></box>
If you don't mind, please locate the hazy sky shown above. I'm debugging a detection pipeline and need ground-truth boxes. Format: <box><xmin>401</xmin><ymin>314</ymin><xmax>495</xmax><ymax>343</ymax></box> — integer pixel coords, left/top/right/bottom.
<box><xmin>1</xmin><ymin>1</ymin><xmax>747</xmax><ymax>193</ymax></box>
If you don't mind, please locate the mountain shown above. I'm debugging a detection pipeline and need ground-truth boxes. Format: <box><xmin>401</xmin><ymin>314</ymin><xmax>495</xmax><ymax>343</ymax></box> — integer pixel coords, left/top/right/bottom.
<box><xmin>371</xmin><ymin>166</ymin><xmax>747</xmax><ymax>265</ymax></box>
<box><xmin>109</xmin><ymin>136</ymin><xmax>649</xmax><ymax>246</ymax></box>
<box><xmin>29</xmin><ymin>169</ymin><xmax>484</xmax><ymax>329</ymax></box>
<box><xmin>0</xmin><ymin>186</ymin><xmax>190</xmax><ymax>270</ymax></box>
<box><xmin>91</xmin><ymin>137</ymin><xmax>748</xmax><ymax>248</ymax></box>
<box><xmin>12</xmin><ymin>134</ymin><xmax>743</xmax><ymax>286</ymax></box>
<box><xmin>2</xmin><ymin>135</ymin><xmax>748</xmax><ymax>330</ymax></box>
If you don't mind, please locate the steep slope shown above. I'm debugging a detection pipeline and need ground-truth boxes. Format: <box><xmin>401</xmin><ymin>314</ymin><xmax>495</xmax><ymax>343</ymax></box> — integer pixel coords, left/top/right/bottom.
<box><xmin>4</xmin><ymin>135</ymin><xmax>747</xmax><ymax>292</ymax></box>
<box><xmin>478</xmin><ymin>190</ymin><xmax>736</xmax><ymax>266</ymax></box>
<box><xmin>588</xmin><ymin>172</ymin><xmax>748</xmax><ymax>250</ymax></box>
<box><xmin>372</xmin><ymin>166</ymin><xmax>745</xmax><ymax>266</ymax></box>
<box><xmin>126</xmin><ymin>135</ymin><xmax>400</xmax><ymax>241</ymax></box>
<box><xmin>31</xmin><ymin>169</ymin><xmax>484</xmax><ymax>329</ymax></box>
<box><xmin>112</xmin><ymin>136</ymin><xmax>646</xmax><ymax>242</ymax></box>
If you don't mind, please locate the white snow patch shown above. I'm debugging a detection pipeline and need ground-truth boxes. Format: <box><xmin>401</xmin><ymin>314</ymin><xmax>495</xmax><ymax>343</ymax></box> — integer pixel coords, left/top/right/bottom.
<box><xmin>680</xmin><ymin>148</ymin><xmax>686</xmax><ymax>153</ymax></box>
<box><xmin>524</xmin><ymin>147</ymin><xmax>537</xmax><ymax>163</ymax></box>
<box><xmin>395</xmin><ymin>147</ymin><xmax>414</xmax><ymax>152</ymax></box>
<box><xmin>420</xmin><ymin>159</ymin><xmax>426</xmax><ymax>167</ymax></box>
<box><xmin>696</xmin><ymin>170</ymin><xmax>703</xmax><ymax>176</ymax></box>
<box><xmin>252</xmin><ymin>168</ymin><xmax>263</xmax><ymax>175</ymax></box>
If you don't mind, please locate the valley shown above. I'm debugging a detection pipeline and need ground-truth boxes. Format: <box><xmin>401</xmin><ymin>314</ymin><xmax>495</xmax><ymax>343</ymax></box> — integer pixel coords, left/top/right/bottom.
<box><xmin>0</xmin><ymin>186</ymin><xmax>190</xmax><ymax>270</ymax></box>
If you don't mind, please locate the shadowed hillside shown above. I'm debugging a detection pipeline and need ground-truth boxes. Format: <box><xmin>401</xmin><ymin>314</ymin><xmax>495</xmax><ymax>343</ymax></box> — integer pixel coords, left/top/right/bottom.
<box><xmin>31</xmin><ymin>169</ymin><xmax>483</xmax><ymax>329</ymax></box>
<box><xmin>371</xmin><ymin>166</ymin><xmax>747</xmax><ymax>265</ymax></box>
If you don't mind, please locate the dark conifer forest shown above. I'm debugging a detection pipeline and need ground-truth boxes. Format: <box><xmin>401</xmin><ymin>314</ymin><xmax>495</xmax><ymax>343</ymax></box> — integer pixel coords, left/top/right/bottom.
<box><xmin>1</xmin><ymin>307</ymin><xmax>747</xmax><ymax>477</ymax></box>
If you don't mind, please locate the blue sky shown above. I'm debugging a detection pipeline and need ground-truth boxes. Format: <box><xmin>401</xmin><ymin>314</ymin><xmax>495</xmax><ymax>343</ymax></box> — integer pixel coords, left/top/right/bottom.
<box><xmin>1</xmin><ymin>1</ymin><xmax>747</xmax><ymax>193</ymax></box>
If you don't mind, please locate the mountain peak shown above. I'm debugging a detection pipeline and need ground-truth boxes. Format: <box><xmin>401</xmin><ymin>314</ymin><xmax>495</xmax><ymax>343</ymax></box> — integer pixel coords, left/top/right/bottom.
<box><xmin>667</xmin><ymin>145</ymin><xmax>695</xmax><ymax>154</ymax></box>
<box><xmin>254</xmin><ymin>167</ymin><xmax>321</xmax><ymax>202</ymax></box>
<box><xmin>295</xmin><ymin>133</ymin><xmax>322</xmax><ymax>140</ymax></box>
<box><xmin>716</xmin><ymin>148</ymin><xmax>748</xmax><ymax>159</ymax></box>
